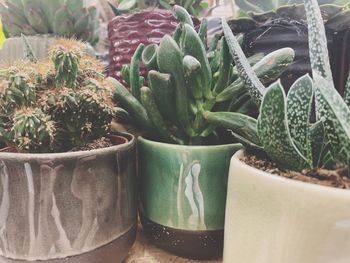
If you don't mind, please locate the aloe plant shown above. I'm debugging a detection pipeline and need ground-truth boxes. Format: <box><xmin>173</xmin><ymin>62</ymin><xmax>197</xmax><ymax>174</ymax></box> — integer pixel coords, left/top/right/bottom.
<box><xmin>111</xmin><ymin>6</ymin><xmax>294</xmax><ymax>145</ymax></box>
<box><xmin>206</xmin><ymin>0</ymin><xmax>350</xmax><ymax>171</ymax></box>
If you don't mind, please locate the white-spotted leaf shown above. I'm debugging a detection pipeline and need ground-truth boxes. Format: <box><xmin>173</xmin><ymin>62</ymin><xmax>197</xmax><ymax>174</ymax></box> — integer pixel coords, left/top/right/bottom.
<box><xmin>257</xmin><ymin>81</ymin><xmax>310</xmax><ymax>171</ymax></box>
<box><xmin>287</xmin><ymin>74</ymin><xmax>313</xmax><ymax>164</ymax></box>
<box><xmin>314</xmin><ymin>72</ymin><xmax>350</xmax><ymax>164</ymax></box>
<box><xmin>222</xmin><ymin>19</ymin><xmax>266</xmax><ymax>106</ymax></box>
<box><xmin>303</xmin><ymin>0</ymin><xmax>334</xmax><ymax>83</ymax></box>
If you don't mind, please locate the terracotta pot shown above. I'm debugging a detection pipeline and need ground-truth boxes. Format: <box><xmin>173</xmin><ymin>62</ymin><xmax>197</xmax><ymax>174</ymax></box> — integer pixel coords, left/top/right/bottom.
<box><xmin>224</xmin><ymin>150</ymin><xmax>350</xmax><ymax>263</ymax></box>
<box><xmin>0</xmin><ymin>132</ymin><xmax>137</xmax><ymax>263</ymax></box>
<box><xmin>138</xmin><ymin>136</ymin><xmax>242</xmax><ymax>259</ymax></box>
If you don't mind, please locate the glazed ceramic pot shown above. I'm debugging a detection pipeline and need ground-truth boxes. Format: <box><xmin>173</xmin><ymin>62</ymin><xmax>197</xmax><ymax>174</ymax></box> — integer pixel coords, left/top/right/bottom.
<box><xmin>224</xmin><ymin>150</ymin><xmax>350</xmax><ymax>263</ymax></box>
<box><xmin>0</xmin><ymin>133</ymin><xmax>137</xmax><ymax>263</ymax></box>
<box><xmin>138</xmin><ymin>136</ymin><xmax>242</xmax><ymax>259</ymax></box>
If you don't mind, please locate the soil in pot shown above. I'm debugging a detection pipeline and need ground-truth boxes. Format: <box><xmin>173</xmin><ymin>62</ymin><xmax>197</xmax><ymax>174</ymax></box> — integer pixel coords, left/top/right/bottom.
<box><xmin>70</xmin><ymin>135</ymin><xmax>128</xmax><ymax>151</ymax></box>
<box><xmin>242</xmin><ymin>152</ymin><xmax>350</xmax><ymax>189</ymax></box>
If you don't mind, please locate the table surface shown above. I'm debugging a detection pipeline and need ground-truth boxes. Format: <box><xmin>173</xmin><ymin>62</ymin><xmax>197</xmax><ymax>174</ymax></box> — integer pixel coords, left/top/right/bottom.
<box><xmin>123</xmin><ymin>226</ymin><xmax>223</xmax><ymax>263</ymax></box>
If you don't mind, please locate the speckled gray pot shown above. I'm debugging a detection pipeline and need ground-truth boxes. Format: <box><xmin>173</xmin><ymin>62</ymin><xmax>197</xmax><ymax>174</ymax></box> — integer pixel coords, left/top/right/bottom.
<box><xmin>0</xmin><ymin>133</ymin><xmax>137</xmax><ymax>263</ymax></box>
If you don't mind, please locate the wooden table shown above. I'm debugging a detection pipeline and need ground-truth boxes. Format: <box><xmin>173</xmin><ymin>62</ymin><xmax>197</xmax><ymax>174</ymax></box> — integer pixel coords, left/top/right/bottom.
<box><xmin>124</xmin><ymin>226</ymin><xmax>223</xmax><ymax>263</ymax></box>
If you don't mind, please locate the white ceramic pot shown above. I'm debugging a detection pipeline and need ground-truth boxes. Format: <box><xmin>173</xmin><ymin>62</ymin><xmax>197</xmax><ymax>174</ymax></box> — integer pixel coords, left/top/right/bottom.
<box><xmin>0</xmin><ymin>35</ymin><xmax>56</xmax><ymax>65</ymax></box>
<box><xmin>224</xmin><ymin>150</ymin><xmax>350</xmax><ymax>263</ymax></box>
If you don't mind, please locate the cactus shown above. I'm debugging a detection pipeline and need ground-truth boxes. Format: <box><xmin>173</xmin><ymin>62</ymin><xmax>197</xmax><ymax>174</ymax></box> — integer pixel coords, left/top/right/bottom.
<box><xmin>112</xmin><ymin>6</ymin><xmax>294</xmax><ymax>145</ymax></box>
<box><xmin>0</xmin><ymin>0</ymin><xmax>100</xmax><ymax>45</ymax></box>
<box><xmin>0</xmin><ymin>39</ymin><xmax>115</xmax><ymax>153</ymax></box>
<box><xmin>205</xmin><ymin>0</ymin><xmax>350</xmax><ymax>172</ymax></box>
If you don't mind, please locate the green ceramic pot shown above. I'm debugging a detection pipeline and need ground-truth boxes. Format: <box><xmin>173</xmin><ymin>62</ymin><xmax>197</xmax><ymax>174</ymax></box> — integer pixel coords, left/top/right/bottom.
<box><xmin>138</xmin><ymin>136</ymin><xmax>241</xmax><ymax>259</ymax></box>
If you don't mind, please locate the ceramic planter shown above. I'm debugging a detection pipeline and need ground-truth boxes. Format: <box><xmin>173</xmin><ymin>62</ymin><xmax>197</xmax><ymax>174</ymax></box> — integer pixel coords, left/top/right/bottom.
<box><xmin>0</xmin><ymin>133</ymin><xmax>137</xmax><ymax>263</ymax></box>
<box><xmin>224</xmin><ymin>150</ymin><xmax>350</xmax><ymax>263</ymax></box>
<box><xmin>108</xmin><ymin>9</ymin><xmax>200</xmax><ymax>84</ymax></box>
<box><xmin>228</xmin><ymin>19</ymin><xmax>350</xmax><ymax>92</ymax></box>
<box><xmin>138</xmin><ymin>136</ymin><xmax>241</xmax><ymax>259</ymax></box>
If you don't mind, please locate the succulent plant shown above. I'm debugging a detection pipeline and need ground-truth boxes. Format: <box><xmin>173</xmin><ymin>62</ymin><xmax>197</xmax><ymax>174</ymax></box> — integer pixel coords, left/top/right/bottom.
<box><xmin>0</xmin><ymin>0</ymin><xmax>100</xmax><ymax>45</ymax></box>
<box><xmin>228</xmin><ymin>2</ymin><xmax>350</xmax><ymax>90</ymax></box>
<box><xmin>111</xmin><ymin>6</ymin><xmax>294</xmax><ymax>145</ymax></box>
<box><xmin>109</xmin><ymin>0</ymin><xmax>207</xmax><ymax>17</ymax></box>
<box><xmin>0</xmin><ymin>38</ymin><xmax>115</xmax><ymax>153</ymax></box>
<box><xmin>235</xmin><ymin>0</ymin><xmax>350</xmax><ymax>14</ymax></box>
<box><xmin>206</xmin><ymin>0</ymin><xmax>350</xmax><ymax>172</ymax></box>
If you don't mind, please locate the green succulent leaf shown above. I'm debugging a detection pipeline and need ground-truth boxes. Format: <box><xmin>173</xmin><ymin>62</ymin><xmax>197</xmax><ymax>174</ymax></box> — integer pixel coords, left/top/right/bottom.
<box><xmin>257</xmin><ymin>81</ymin><xmax>310</xmax><ymax>171</ymax></box>
<box><xmin>344</xmin><ymin>71</ymin><xmax>350</xmax><ymax>108</ymax></box>
<box><xmin>313</xmin><ymin>73</ymin><xmax>350</xmax><ymax>165</ymax></box>
<box><xmin>286</xmin><ymin>74</ymin><xmax>313</xmax><ymax>163</ymax></box>
<box><xmin>222</xmin><ymin>19</ymin><xmax>266</xmax><ymax>106</ymax></box>
<box><xmin>204</xmin><ymin>111</ymin><xmax>260</xmax><ymax>146</ymax></box>
<box><xmin>303</xmin><ymin>0</ymin><xmax>334</xmax><ymax>83</ymax></box>
<box><xmin>173</xmin><ymin>5</ymin><xmax>194</xmax><ymax>27</ymax></box>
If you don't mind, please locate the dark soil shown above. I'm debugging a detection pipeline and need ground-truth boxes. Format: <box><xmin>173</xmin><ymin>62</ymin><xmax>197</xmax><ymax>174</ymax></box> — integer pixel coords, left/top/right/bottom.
<box><xmin>70</xmin><ymin>137</ymin><xmax>114</xmax><ymax>152</ymax></box>
<box><xmin>242</xmin><ymin>154</ymin><xmax>350</xmax><ymax>189</ymax></box>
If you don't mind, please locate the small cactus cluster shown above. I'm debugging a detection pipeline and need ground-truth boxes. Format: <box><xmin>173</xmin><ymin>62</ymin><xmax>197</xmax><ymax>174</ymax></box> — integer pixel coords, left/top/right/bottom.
<box><xmin>207</xmin><ymin>0</ymin><xmax>350</xmax><ymax>172</ymax></box>
<box><xmin>0</xmin><ymin>0</ymin><xmax>100</xmax><ymax>45</ymax></box>
<box><xmin>0</xmin><ymin>38</ymin><xmax>115</xmax><ymax>153</ymax></box>
<box><xmin>113</xmin><ymin>6</ymin><xmax>295</xmax><ymax>145</ymax></box>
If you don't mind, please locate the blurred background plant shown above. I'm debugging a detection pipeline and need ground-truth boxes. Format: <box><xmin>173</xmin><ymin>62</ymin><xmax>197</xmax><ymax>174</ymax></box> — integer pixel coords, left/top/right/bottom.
<box><xmin>0</xmin><ymin>0</ymin><xmax>100</xmax><ymax>46</ymax></box>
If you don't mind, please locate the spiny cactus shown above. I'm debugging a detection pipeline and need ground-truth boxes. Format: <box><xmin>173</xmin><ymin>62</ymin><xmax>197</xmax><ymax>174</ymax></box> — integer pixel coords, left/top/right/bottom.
<box><xmin>0</xmin><ymin>39</ymin><xmax>115</xmax><ymax>153</ymax></box>
<box><xmin>205</xmin><ymin>0</ymin><xmax>350</xmax><ymax>172</ymax></box>
<box><xmin>0</xmin><ymin>0</ymin><xmax>100</xmax><ymax>45</ymax></box>
<box><xmin>112</xmin><ymin>6</ymin><xmax>294</xmax><ymax>145</ymax></box>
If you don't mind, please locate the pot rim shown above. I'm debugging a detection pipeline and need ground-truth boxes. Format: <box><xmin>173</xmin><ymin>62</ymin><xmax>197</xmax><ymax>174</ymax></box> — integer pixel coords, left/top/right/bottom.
<box><xmin>0</xmin><ymin>132</ymin><xmax>135</xmax><ymax>160</ymax></box>
<box><xmin>232</xmin><ymin>149</ymin><xmax>350</xmax><ymax>194</ymax></box>
<box><xmin>138</xmin><ymin>135</ymin><xmax>242</xmax><ymax>150</ymax></box>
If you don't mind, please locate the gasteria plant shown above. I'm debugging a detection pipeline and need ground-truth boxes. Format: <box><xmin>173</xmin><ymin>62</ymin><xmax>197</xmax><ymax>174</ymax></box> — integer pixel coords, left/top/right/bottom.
<box><xmin>0</xmin><ymin>38</ymin><xmax>115</xmax><ymax>153</ymax></box>
<box><xmin>0</xmin><ymin>0</ymin><xmax>100</xmax><ymax>45</ymax></box>
<box><xmin>206</xmin><ymin>0</ymin><xmax>350</xmax><ymax>171</ymax></box>
<box><xmin>112</xmin><ymin>5</ymin><xmax>295</xmax><ymax>145</ymax></box>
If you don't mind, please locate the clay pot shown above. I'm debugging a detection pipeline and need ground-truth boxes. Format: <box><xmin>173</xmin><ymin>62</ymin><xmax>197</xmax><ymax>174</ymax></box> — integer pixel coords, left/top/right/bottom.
<box><xmin>0</xmin><ymin>132</ymin><xmax>137</xmax><ymax>263</ymax></box>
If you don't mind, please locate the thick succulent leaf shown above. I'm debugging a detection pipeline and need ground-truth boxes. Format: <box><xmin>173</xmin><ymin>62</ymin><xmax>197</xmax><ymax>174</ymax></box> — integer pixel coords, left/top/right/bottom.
<box><xmin>222</xmin><ymin>19</ymin><xmax>266</xmax><ymax>106</ymax></box>
<box><xmin>287</xmin><ymin>74</ymin><xmax>313</xmax><ymax>163</ymax></box>
<box><xmin>303</xmin><ymin>0</ymin><xmax>334</xmax><ymax>83</ymax></box>
<box><xmin>310</xmin><ymin>121</ymin><xmax>335</xmax><ymax>168</ymax></box>
<box><xmin>313</xmin><ymin>73</ymin><xmax>350</xmax><ymax>165</ymax></box>
<box><xmin>258</xmin><ymin>81</ymin><xmax>310</xmax><ymax>171</ymax></box>
<box><xmin>204</xmin><ymin>111</ymin><xmax>261</xmax><ymax>146</ymax></box>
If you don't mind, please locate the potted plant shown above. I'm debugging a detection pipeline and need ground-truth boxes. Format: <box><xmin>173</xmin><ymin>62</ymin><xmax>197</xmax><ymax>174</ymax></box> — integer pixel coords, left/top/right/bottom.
<box><xmin>229</xmin><ymin>0</ymin><xmax>350</xmax><ymax>91</ymax></box>
<box><xmin>204</xmin><ymin>0</ymin><xmax>350</xmax><ymax>262</ymax></box>
<box><xmin>0</xmin><ymin>39</ymin><xmax>137</xmax><ymax>263</ymax></box>
<box><xmin>0</xmin><ymin>0</ymin><xmax>99</xmax><ymax>64</ymax></box>
<box><xmin>107</xmin><ymin>2</ymin><xmax>201</xmax><ymax>84</ymax></box>
<box><xmin>111</xmin><ymin>6</ymin><xmax>295</xmax><ymax>259</ymax></box>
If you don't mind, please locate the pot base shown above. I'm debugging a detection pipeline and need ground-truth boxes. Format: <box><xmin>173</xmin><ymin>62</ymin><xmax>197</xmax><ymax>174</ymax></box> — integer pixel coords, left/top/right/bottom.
<box><xmin>140</xmin><ymin>213</ymin><xmax>223</xmax><ymax>260</ymax></box>
<box><xmin>1</xmin><ymin>223</ymin><xmax>137</xmax><ymax>263</ymax></box>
